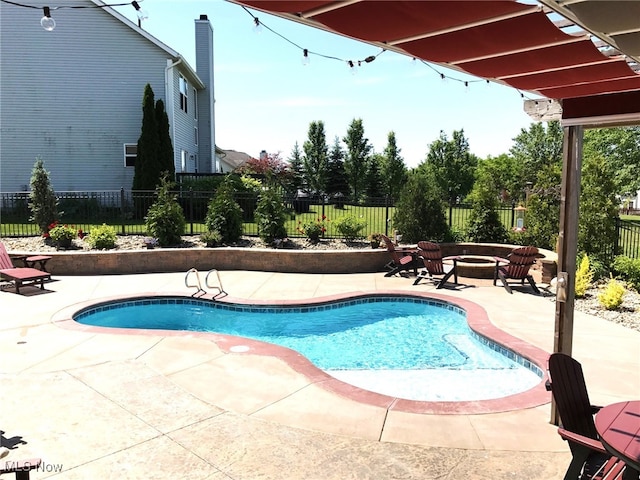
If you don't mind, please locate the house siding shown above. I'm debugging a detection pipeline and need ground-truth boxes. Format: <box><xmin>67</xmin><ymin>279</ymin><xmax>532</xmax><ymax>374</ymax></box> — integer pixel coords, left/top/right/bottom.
<box><xmin>0</xmin><ymin>0</ymin><xmax>211</xmax><ymax>192</ymax></box>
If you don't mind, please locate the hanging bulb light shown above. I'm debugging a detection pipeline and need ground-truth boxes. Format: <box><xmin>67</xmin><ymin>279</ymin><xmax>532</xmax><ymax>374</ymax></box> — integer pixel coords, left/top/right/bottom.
<box><xmin>253</xmin><ymin>17</ymin><xmax>262</xmax><ymax>34</ymax></box>
<box><xmin>301</xmin><ymin>48</ymin><xmax>310</xmax><ymax>66</ymax></box>
<box><xmin>348</xmin><ymin>60</ymin><xmax>358</xmax><ymax>75</ymax></box>
<box><xmin>464</xmin><ymin>81</ymin><xmax>469</xmax><ymax>93</ymax></box>
<box><xmin>40</xmin><ymin>6</ymin><xmax>56</xmax><ymax>31</ymax></box>
<box><xmin>132</xmin><ymin>1</ymin><xmax>148</xmax><ymax>22</ymax></box>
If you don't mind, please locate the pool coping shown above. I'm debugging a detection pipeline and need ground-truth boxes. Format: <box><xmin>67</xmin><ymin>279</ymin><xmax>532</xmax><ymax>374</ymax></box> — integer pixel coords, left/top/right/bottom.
<box><xmin>51</xmin><ymin>289</ymin><xmax>551</xmax><ymax>415</ymax></box>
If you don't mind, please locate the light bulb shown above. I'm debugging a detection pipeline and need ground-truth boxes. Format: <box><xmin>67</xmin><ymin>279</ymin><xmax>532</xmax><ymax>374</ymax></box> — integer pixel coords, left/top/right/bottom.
<box><xmin>132</xmin><ymin>1</ymin><xmax>148</xmax><ymax>20</ymax></box>
<box><xmin>253</xmin><ymin>17</ymin><xmax>262</xmax><ymax>34</ymax></box>
<box><xmin>301</xmin><ymin>49</ymin><xmax>310</xmax><ymax>66</ymax></box>
<box><xmin>41</xmin><ymin>7</ymin><xmax>55</xmax><ymax>31</ymax></box>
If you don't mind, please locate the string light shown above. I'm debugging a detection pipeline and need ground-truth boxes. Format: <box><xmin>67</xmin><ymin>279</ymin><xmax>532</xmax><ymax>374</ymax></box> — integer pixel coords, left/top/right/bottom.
<box><xmin>253</xmin><ymin>16</ymin><xmax>262</xmax><ymax>34</ymax></box>
<box><xmin>235</xmin><ymin>4</ymin><xmax>536</xmax><ymax>101</ymax></box>
<box><xmin>0</xmin><ymin>0</ymin><xmax>149</xmax><ymax>31</ymax></box>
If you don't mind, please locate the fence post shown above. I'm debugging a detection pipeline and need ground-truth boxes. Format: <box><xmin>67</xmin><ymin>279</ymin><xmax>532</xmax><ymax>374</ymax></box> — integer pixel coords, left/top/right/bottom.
<box><xmin>448</xmin><ymin>202</ymin><xmax>453</xmax><ymax>228</ymax></box>
<box><xmin>385</xmin><ymin>196</ymin><xmax>390</xmax><ymax>236</ymax></box>
<box><xmin>189</xmin><ymin>188</ymin><xmax>194</xmax><ymax>235</ymax></box>
<box><xmin>510</xmin><ymin>202</ymin><xmax>516</xmax><ymax>228</ymax></box>
<box><xmin>321</xmin><ymin>195</ymin><xmax>326</xmax><ymax>239</ymax></box>
<box><xmin>614</xmin><ymin>217</ymin><xmax>621</xmax><ymax>259</ymax></box>
<box><xmin>120</xmin><ymin>187</ymin><xmax>126</xmax><ymax>235</ymax></box>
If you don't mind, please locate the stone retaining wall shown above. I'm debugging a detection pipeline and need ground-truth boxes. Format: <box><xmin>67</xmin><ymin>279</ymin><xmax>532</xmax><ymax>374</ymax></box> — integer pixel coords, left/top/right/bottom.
<box><xmin>9</xmin><ymin>242</ymin><xmax>557</xmax><ymax>282</ymax></box>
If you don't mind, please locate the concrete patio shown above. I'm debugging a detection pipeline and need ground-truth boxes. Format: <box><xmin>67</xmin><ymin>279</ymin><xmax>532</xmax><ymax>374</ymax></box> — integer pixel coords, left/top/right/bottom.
<box><xmin>1</xmin><ymin>270</ymin><xmax>638</xmax><ymax>479</ymax></box>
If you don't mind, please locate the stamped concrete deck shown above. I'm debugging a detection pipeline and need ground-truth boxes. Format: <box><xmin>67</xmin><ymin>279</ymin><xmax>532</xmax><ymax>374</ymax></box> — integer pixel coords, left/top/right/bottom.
<box><xmin>1</xmin><ymin>270</ymin><xmax>638</xmax><ymax>479</ymax></box>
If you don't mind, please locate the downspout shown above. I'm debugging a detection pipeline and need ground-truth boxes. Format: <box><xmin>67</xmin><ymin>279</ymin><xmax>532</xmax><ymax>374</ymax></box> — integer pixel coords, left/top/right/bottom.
<box><xmin>165</xmin><ymin>57</ymin><xmax>183</xmax><ymax>175</ymax></box>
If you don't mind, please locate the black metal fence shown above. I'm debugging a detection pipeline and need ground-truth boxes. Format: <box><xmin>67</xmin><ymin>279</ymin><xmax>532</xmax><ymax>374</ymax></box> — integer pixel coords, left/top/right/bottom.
<box><xmin>1</xmin><ymin>189</ymin><xmax>638</xmax><ymax>260</ymax></box>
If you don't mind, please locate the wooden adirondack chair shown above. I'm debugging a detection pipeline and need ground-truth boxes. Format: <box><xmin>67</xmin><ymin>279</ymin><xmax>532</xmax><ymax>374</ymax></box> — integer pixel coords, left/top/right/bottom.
<box><xmin>381</xmin><ymin>235</ymin><xmax>418</xmax><ymax>277</ymax></box>
<box><xmin>413</xmin><ymin>241</ymin><xmax>459</xmax><ymax>288</ymax></box>
<box><xmin>0</xmin><ymin>242</ymin><xmax>51</xmax><ymax>294</ymax></box>
<box><xmin>547</xmin><ymin>353</ymin><xmax>629</xmax><ymax>480</ymax></box>
<box><xmin>493</xmin><ymin>245</ymin><xmax>540</xmax><ymax>294</ymax></box>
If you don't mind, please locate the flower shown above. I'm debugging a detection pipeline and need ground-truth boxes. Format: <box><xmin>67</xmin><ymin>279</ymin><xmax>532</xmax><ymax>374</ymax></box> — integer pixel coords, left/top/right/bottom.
<box><xmin>299</xmin><ymin>216</ymin><xmax>329</xmax><ymax>243</ymax></box>
<box><xmin>48</xmin><ymin>223</ymin><xmax>77</xmax><ymax>246</ymax></box>
<box><xmin>78</xmin><ymin>229</ymin><xmax>85</xmax><ymax>239</ymax></box>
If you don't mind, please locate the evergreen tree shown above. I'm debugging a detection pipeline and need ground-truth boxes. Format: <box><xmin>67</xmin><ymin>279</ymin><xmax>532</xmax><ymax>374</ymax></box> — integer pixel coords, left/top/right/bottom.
<box><xmin>365</xmin><ymin>153</ymin><xmax>384</xmax><ymax>198</ymax></box>
<box><xmin>326</xmin><ymin>136</ymin><xmax>349</xmax><ymax>197</ymax></box>
<box><xmin>133</xmin><ymin>84</ymin><xmax>160</xmax><ymax>191</ymax></box>
<box><xmin>465</xmin><ymin>172</ymin><xmax>509</xmax><ymax>243</ymax></box>
<box><xmin>381</xmin><ymin>131</ymin><xmax>407</xmax><ymax>200</ymax></box>
<box><xmin>343</xmin><ymin>118</ymin><xmax>372</xmax><ymax>200</ymax></box>
<box><xmin>302</xmin><ymin>121</ymin><xmax>329</xmax><ymax>194</ymax></box>
<box><xmin>287</xmin><ymin>141</ymin><xmax>304</xmax><ymax>192</ymax></box>
<box><xmin>392</xmin><ymin>171</ymin><xmax>449</xmax><ymax>243</ymax></box>
<box><xmin>145</xmin><ymin>173</ymin><xmax>186</xmax><ymax>246</ymax></box>
<box><xmin>28</xmin><ymin>156</ymin><xmax>59</xmax><ymax>234</ymax></box>
<box><xmin>155</xmin><ymin>99</ymin><xmax>175</xmax><ymax>177</ymax></box>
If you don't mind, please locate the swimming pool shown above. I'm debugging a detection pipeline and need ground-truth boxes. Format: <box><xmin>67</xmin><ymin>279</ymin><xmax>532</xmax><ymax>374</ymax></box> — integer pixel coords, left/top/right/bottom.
<box><xmin>73</xmin><ymin>295</ymin><xmax>543</xmax><ymax>402</ymax></box>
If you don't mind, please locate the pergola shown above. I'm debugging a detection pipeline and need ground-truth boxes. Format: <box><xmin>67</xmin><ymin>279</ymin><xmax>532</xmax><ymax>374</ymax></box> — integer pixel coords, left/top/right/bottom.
<box><xmin>226</xmin><ymin>1</ymin><xmax>640</xmax><ymax>413</ymax></box>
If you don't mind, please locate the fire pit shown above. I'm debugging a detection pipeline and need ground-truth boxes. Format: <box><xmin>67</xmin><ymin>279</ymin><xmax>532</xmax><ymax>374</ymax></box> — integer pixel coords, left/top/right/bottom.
<box><xmin>455</xmin><ymin>255</ymin><xmax>497</xmax><ymax>279</ymax></box>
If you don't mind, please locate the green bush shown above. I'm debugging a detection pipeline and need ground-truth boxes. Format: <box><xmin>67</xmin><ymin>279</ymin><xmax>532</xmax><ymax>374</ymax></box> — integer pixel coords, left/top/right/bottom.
<box><xmin>575</xmin><ymin>254</ymin><xmax>594</xmax><ymax>298</ymax></box>
<box><xmin>334</xmin><ymin>215</ymin><xmax>366</xmax><ymax>242</ymax></box>
<box><xmin>48</xmin><ymin>223</ymin><xmax>76</xmax><ymax>247</ymax></box>
<box><xmin>612</xmin><ymin>255</ymin><xmax>640</xmax><ymax>291</ymax></box>
<box><xmin>87</xmin><ymin>224</ymin><xmax>117</xmax><ymax>250</ymax></box>
<box><xmin>598</xmin><ymin>276</ymin><xmax>626</xmax><ymax>310</ymax></box>
<box><xmin>255</xmin><ymin>187</ymin><xmax>288</xmax><ymax>244</ymax></box>
<box><xmin>145</xmin><ymin>174</ymin><xmax>186</xmax><ymax>246</ymax></box>
<box><xmin>392</xmin><ymin>172</ymin><xmax>449</xmax><ymax>243</ymax></box>
<box><xmin>204</xmin><ymin>178</ymin><xmax>243</xmax><ymax>243</ymax></box>
<box><xmin>200</xmin><ymin>230</ymin><xmax>223</xmax><ymax>247</ymax></box>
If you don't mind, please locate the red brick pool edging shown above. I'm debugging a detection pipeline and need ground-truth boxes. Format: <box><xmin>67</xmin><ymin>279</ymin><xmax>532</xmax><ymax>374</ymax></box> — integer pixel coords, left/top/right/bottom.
<box><xmin>51</xmin><ymin>289</ymin><xmax>551</xmax><ymax>415</ymax></box>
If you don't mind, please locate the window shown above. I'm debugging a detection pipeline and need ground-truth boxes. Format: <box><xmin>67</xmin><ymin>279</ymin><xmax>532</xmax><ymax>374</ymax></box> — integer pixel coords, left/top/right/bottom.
<box><xmin>179</xmin><ymin>75</ymin><xmax>188</xmax><ymax>113</ymax></box>
<box><xmin>194</xmin><ymin>125</ymin><xmax>198</xmax><ymax>146</ymax></box>
<box><xmin>193</xmin><ymin>88</ymin><xmax>198</xmax><ymax>119</ymax></box>
<box><xmin>124</xmin><ymin>143</ymin><xmax>137</xmax><ymax>167</ymax></box>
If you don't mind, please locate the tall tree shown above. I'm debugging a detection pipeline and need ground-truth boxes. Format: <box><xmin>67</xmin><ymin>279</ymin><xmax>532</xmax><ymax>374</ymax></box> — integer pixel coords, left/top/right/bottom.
<box><xmin>287</xmin><ymin>141</ymin><xmax>304</xmax><ymax>192</ymax></box>
<box><xmin>155</xmin><ymin>99</ymin><xmax>175</xmax><ymax>177</ymax></box>
<box><xmin>302</xmin><ymin>121</ymin><xmax>329</xmax><ymax>194</ymax></box>
<box><xmin>343</xmin><ymin>118</ymin><xmax>372</xmax><ymax>200</ymax></box>
<box><xmin>381</xmin><ymin>131</ymin><xmax>407</xmax><ymax>200</ymax></box>
<box><xmin>420</xmin><ymin>129</ymin><xmax>477</xmax><ymax>204</ymax></box>
<box><xmin>510</xmin><ymin>121</ymin><xmax>563</xmax><ymax>185</ymax></box>
<box><xmin>584</xmin><ymin>126</ymin><xmax>640</xmax><ymax>199</ymax></box>
<box><xmin>133</xmin><ymin>83</ymin><xmax>160</xmax><ymax>191</ymax></box>
<box><xmin>326</xmin><ymin>136</ymin><xmax>349</xmax><ymax>197</ymax></box>
<box><xmin>475</xmin><ymin>154</ymin><xmax>523</xmax><ymax>205</ymax></box>
<box><xmin>365</xmin><ymin>153</ymin><xmax>384</xmax><ymax>198</ymax></box>
<box><xmin>28</xmin><ymin>156</ymin><xmax>59</xmax><ymax>234</ymax></box>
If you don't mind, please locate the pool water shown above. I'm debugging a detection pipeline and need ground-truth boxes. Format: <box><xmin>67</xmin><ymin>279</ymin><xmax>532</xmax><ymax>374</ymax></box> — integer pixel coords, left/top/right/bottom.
<box><xmin>75</xmin><ymin>296</ymin><xmax>542</xmax><ymax>401</ymax></box>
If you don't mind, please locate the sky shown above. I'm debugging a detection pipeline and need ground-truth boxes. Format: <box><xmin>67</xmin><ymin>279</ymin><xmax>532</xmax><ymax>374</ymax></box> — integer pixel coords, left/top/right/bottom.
<box><xmin>113</xmin><ymin>0</ymin><xmax>540</xmax><ymax>168</ymax></box>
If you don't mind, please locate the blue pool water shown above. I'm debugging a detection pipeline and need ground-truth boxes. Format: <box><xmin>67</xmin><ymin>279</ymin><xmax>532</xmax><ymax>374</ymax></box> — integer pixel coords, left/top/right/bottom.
<box><xmin>75</xmin><ymin>296</ymin><xmax>542</xmax><ymax>401</ymax></box>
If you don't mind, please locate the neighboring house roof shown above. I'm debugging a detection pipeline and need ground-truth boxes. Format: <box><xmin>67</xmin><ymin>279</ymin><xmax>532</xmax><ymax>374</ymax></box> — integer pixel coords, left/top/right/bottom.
<box><xmin>216</xmin><ymin>148</ymin><xmax>255</xmax><ymax>171</ymax></box>
<box><xmin>91</xmin><ymin>0</ymin><xmax>204</xmax><ymax>89</ymax></box>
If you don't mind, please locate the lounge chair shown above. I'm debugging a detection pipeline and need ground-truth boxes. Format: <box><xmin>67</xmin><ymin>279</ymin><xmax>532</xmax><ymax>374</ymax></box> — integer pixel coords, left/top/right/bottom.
<box><xmin>493</xmin><ymin>245</ymin><xmax>540</xmax><ymax>294</ymax></box>
<box><xmin>0</xmin><ymin>242</ymin><xmax>51</xmax><ymax>294</ymax></box>
<box><xmin>547</xmin><ymin>353</ymin><xmax>629</xmax><ymax>480</ymax></box>
<box><xmin>413</xmin><ymin>241</ymin><xmax>459</xmax><ymax>288</ymax></box>
<box><xmin>381</xmin><ymin>235</ymin><xmax>418</xmax><ymax>277</ymax></box>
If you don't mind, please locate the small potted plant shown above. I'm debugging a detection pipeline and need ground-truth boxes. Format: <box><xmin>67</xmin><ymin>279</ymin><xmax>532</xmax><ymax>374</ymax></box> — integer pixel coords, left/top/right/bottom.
<box><xmin>368</xmin><ymin>233</ymin><xmax>383</xmax><ymax>249</ymax></box>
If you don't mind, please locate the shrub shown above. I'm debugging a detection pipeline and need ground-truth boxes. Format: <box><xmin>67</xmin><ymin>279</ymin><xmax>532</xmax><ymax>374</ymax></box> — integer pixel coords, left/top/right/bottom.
<box><xmin>48</xmin><ymin>222</ymin><xmax>76</xmax><ymax>249</ymax></box>
<box><xmin>145</xmin><ymin>174</ymin><xmax>186</xmax><ymax>246</ymax></box>
<box><xmin>204</xmin><ymin>178</ymin><xmax>243</xmax><ymax>243</ymax></box>
<box><xmin>254</xmin><ymin>187</ymin><xmax>288</xmax><ymax>244</ymax></box>
<box><xmin>574</xmin><ymin>254</ymin><xmax>594</xmax><ymax>298</ymax></box>
<box><xmin>200</xmin><ymin>230</ymin><xmax>223</xmax><ymax>247</ymax></box>
<box><xmin>392</xmin><ymin>172</ymin><xmax>449</xmax><ymax>243</ymax></box>
<box><xmin>598</xmin><ymin>276</ymin><xmax>626</xmax><ymax>310</ymax></box>
<box><xmin>298</xmin><ymin>216</ymin><xmax>327</xmax><ymax>243</ymax></box>
<box><xmin>87</xmin><ymin>224</ymin><xmax>117</xmax><ymax>250</ymax></box>
<box><xmin>612</xmin><ymin>255</ymin><xmax>640</xmax><ymax>291</ymax></box>
<box><xmin>334</xmin><ymin>215</ymin><xmax>366</xmax><ymax>242</ymax></box>
<box><xmin>28</xmin><ymin>156</ymin><xmax>59</xmax><ymax>235</ymax></box>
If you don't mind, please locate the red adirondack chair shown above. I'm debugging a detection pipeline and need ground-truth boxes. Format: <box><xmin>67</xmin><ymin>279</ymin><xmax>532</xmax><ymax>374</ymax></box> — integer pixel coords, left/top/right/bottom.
<box><xmin>493</xmin><ymin>245</ymin><xmax>540</xmax><ymax>294</ymax></box>
<box><xmin>413</xmin><ymin>241</ymin><xmax>459</xmax><ymax>288</ymax></box>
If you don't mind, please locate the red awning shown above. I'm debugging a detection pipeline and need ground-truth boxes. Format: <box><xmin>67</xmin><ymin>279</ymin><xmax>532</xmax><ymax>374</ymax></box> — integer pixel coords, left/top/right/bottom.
<box><xmin>230</xmin><ymin>0</ymin><xmax>640</xmax><ymax>124</ymax></box>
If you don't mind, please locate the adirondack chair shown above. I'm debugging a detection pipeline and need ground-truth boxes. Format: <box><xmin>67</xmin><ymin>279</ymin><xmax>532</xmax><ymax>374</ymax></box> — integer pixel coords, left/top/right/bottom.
<box><xmin>0</xmin><ymin>242</ymin><xmax>51</xmax><ymax>294</ymax></box>
<box><xmin>381</xmin><ymin>235</ymin><xmax>418</xmax><ymax>277</ymax></box>
<box><xmin>547</xmin><ymin>353</ymin><xmax>629</xmax><ymax>480</ymax></box>
<box><xmin>493</xmin><ymin>245</ymin><xmax>540</xmax><ymax>294</ymax></box>
<box><xmin>413</xmin><ymin>241</ymin><xmax>459</xmax><ymax>288</ymax></box>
